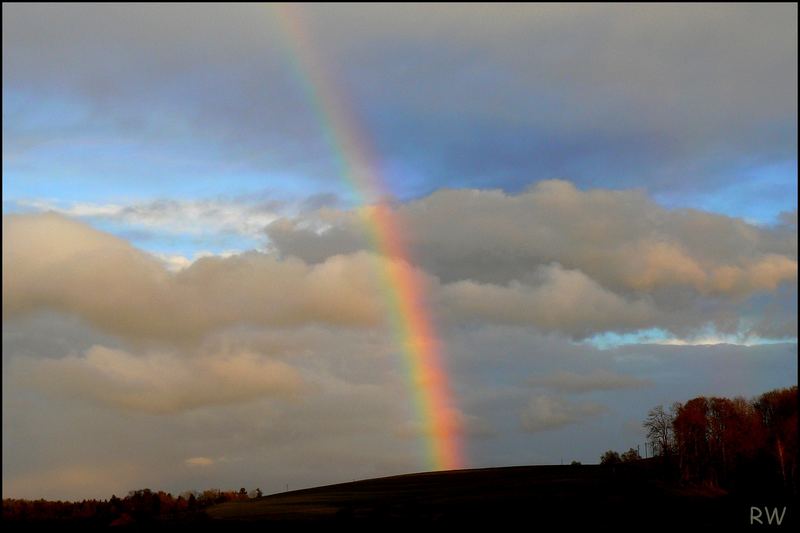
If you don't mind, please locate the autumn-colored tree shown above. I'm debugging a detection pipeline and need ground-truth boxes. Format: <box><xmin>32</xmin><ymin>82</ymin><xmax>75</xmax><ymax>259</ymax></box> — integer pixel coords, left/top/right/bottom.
<box><xmin>673</xmin><ymin>397</ymin><xmax>711</xmax><ymax>483</ymax></box>
<box><xmin>703</xmin><ymin>396</ymin><xmax>764</xmax><ymax>485</ymax></box>
<box><xmin>754</xmin><ymin>386</ymin><xmax>798</xmax><ymax>490</ymax></box>
<box><xmin>668</xmin><ymin>387</ymin><xmax>797</xmax><ymax>491</ymax></box>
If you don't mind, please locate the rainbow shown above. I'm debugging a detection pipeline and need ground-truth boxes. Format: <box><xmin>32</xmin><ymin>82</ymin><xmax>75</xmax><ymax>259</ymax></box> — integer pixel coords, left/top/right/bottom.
<box><xmin>272</xmin><ymin>4</ymin><xmax>463</xmax><ymax>471</ymax></box>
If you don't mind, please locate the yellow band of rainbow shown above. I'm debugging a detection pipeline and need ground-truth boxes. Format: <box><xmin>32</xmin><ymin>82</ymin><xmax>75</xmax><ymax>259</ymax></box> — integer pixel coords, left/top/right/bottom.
<box><xmin>272</xmin><ymin>3</ymin><xmax>463</xmax><ymax>471</ymax></box>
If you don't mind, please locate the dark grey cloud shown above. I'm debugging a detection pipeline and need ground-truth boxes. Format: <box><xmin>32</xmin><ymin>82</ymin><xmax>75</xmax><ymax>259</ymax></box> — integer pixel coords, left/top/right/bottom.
<box><xmin>528</xmin><ymin>370</ymin><xmax>652</xmax><ymax>394</ymax></box>
<box><xmin>521</xmin><ymin>395</ymin><xmax>609</xmax><ymax>432</ymax></box>
<box><xmin>4</xmin><ymin>3</ymin><xmax>796</xmax><ymax>202</ymax></box>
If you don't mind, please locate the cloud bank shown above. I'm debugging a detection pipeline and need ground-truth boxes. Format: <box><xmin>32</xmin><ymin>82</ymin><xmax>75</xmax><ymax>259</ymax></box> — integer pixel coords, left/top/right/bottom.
<box><xmin>4</xmin><ymin>4</ymin><xmax>796</xmax><ymax>207</ymax></box>
<box><xmin>269</xmin><ymin>180</ymin><xmax>797</xmax><ymax>294</ymax></box>
<box><xmin>267</xmin><ymin>180</ymin><xmax>797</xmax><ymax>338</ymax></box>
<box><xmin>5</xmin><ymin>181</ymin><xmax>797</xmax><ymax>343</ymax></box>
<box><xmin>17</xmin><ymin>346</ymin><xmax>304</xmax><ymax>414</ymax></box>
<box><xmin>3</xmin><ymin>213</ymin><xmax>386</xmax><ymax>341</ymax></box>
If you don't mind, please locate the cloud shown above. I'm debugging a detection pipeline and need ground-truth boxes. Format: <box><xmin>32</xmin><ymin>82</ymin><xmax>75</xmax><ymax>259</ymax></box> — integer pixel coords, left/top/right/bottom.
<box><xmin>152</xmin><ymin>252</ymin><xmax>197</xmax><ymax>272</ymax></box>
<box><xmin>520</xmin><ymin>395</ymin><xmax>608</xmax><ymax>432</ymax></box>
<box><xmin>15</xmin><ymin>196</ymin><xmax>284</xmax><ymax>240</ymax></box>
<box><xmin>267</xmin><ymin>211</ymin><xmax>369</xmax><ymax>264</ymax></box>
<box><xmin>4</xmin><ymin>463</ymin><xmax>143</xmax><ymax>501</ymax></box>
<box><xmin>2</xmin><ymin>310</ymin><xmax>425</xmax><ymax>498</ymax></box>
<box><xmin>3</xmin><ymin>213</ymin><xmax>387</xmax><ymax>341</ymax></box>
<box><xmin>268</xmin><ymin>180</ymin><xmax>797</xmax><ymax>338</ymax></box>
<box><xmin>440</xmin><ymin>264</ymin><xmax>658</xmax><ymax>337</ymax></box>
<box><xmin>3</xmin><ymin>4</ymin><xmax>795</xmax><ymax>207</ymax></box>
<box><xmin>5</xmin><ymin>184</ymin><xmax>797</xmax><ymax>343</ymax></box>
<box><xmin>3</xmin><ymin>3</ymin><xmax>796</xmax><ymax>501</ymax></box>
<box><xmin>394</xmin><ymin>410</ymin><xmax>494</xmax><ymax>439</ymax></box>
<box><xmin>185</xmin><ymin>457</ymin><xmax>214</xmax><ymax>467</ymax></box>
<box><xmin>18</xmin><ymin>345</ymin><xmax>304</xmax><ymax>414</ymax></box>
<box><xmin>152</xmin><ymin>250</ymin><xmax>245</xmax><ymax>272</ymax></box>
<box><xmin>3</xmin><ymin>313</ymin><xmax>796</xmax><ymax>500</ymax></box>
<box><xmin>0</xmin><ymin>211</ymin><xmax>658</xmax><ymax>341</ymax></box>
<box><xmin>528</xmin><ymin>370</ymin><xmax>652</xmax><ymax>393</ymax></box>
<box><xmin>270</xmin><ymin>181</ymin><xmax>797</xmax><ymax>293</ymax></box>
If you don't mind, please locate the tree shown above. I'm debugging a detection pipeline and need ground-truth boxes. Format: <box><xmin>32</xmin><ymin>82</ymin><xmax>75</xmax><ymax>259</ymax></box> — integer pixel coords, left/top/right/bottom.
<box><xmin>644</xmin><ymin>405</ymin><xmax>675</xmax><ymax>456</ymax></box>
<box><xmin>754</xmin><ymin>386</ymin><xmax>798</xmax><ymax>489</ymax></box>
<box><xmin>621</xmin><ymin>448</ymin><xmax>641</xmax><ymax>462</ymax></box>
<box><xmin>663</xmin><ymin>387</ymin><xmax>798</xmax><ymax>491</ymax></box>
<box><xmin>705</xmin><ymin>396</ymin><xmax>761</xmax><ymax>485</ymax></box>
<box><xmin>673</xmin><ymin>397</ymin><xmax>711</xmax><ymax>483</ymax></box>
<box><xmin>600</xmin><ymin>450</ymin><xmax>621</xmax><ymax>465</ymax></box>
<box><xmin>196</xmin><ymin>489</ymin><xmax>224</xmax><ymax>506</ymax></box>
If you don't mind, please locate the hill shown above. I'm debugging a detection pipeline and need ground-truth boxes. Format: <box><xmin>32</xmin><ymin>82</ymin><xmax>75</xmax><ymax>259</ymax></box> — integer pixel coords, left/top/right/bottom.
<box><xmin>206</xmin><ymin>460</ymin><xmax>793</xmax><ymax>528</ymax></box>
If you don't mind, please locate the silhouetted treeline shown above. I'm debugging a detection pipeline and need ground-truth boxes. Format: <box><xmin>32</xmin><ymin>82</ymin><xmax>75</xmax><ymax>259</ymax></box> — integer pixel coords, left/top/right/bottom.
<box><xmin>643</xmin><ymin>385</ymin><xmax>798</xmax><ymax>493</ymax></box>
<box><xmin>599</xmin><ymin>448</ymin><xmax>642</xmax><ymax>465</ymax></box>
<box><xmin>2</xmin><ymin>487</ymin><xmax>260</xmax><ymax>526</ymax></box>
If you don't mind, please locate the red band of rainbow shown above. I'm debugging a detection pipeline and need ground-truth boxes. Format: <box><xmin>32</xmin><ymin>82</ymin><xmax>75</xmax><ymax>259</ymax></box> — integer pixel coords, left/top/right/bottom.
<box><xmin>273</xmin><ymin>4</ymin><xmax>463</xmax><ymax>471</ymax></box>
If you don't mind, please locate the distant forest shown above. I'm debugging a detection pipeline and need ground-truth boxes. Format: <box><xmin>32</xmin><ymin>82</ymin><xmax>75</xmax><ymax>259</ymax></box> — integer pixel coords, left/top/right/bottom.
<box><xmin>4</xmin><ymin>385</ymin><xmax>797</xmax><ymax>525</ymax></box>
<box><xmin>601</xmin><ymin>385</ymin><xmax>798</xmax><ymax>493</ymax></box>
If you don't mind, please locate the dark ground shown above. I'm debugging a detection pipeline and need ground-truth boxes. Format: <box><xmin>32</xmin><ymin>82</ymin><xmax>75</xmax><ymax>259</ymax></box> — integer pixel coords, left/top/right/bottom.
<box><xmin>204</xmin><ymin>460</ymin><xmax>795</xmax><ymax>530</ymax></box>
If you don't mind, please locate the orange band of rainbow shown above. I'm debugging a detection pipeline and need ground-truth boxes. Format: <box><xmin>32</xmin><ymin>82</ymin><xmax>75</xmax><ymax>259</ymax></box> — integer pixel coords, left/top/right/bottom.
<box><xmin>273</xmin><ymin>3</ymin><xmax>463</xmax><ymax>470</ymax></box>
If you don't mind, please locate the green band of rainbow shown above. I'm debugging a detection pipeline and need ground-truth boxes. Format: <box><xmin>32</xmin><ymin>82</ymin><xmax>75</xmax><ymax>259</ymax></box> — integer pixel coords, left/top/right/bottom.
<box><xmin>272</xmin><ymin>3</ymin><xmax>463</xmax><ymax>471</ymax></box>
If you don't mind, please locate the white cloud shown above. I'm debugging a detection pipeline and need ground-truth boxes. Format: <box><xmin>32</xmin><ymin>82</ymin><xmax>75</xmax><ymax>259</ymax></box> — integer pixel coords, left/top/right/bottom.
<box><xmin>16</xmin><ymin>197</ymin><xmax>282</xmax><ymax>240</ymax></box>
<box><xmin>152</xmin><ymin>250</ymin><xmax>243</xmax><ymax>272</ymax></box>
<box><xmin>152</xmin><ymin>253</ymin><xmax>195</xmax><ymax>272</ymax></box>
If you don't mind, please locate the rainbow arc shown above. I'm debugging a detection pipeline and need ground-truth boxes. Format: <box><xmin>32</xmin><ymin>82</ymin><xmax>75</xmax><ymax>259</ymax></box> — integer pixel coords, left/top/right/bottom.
<box><xmin>273</xmin><ymin>3</ymin><xmax>463</xmax><ymax>470</ymax></box>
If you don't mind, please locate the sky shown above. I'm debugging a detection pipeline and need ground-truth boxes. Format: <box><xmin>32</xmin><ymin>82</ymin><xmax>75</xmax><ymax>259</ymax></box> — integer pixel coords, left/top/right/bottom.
<box><xmin>2</xmin><ymin>3</ymin><xmax>797</xmax><ymax>500</ymax></box>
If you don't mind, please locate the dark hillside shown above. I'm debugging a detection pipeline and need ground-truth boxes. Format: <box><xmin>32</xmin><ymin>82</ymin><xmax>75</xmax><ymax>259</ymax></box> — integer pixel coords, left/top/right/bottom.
<box><xmin>207</xmin><ymin>460</ymin><xmax>793</xmax><ymax>529</ymax></box>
